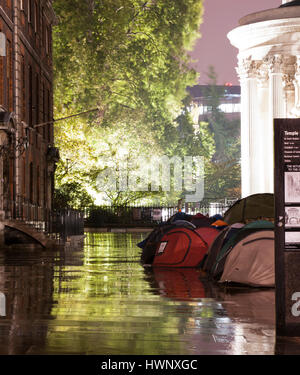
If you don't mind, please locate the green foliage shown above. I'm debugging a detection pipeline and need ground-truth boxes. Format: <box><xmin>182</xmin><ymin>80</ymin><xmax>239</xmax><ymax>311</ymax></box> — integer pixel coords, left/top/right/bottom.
<box><xmin>53</xmin><ymin>0</ymin><xmax>208</xmax><ymax>205</ymax></box>
<box><xmin>204</xmin><ymin>159</ymin><xmax>241</xmax><ymax>199</ymax></box>
<box><xmin>200</xmin><ymin>66</ymin><xmax>241</xmax><ymax>198</ymax></box>
<box><xmin>53</xmin><ymin>0</ymin><xmax>203</xmax><ymax>131</ymax></box>
<box><xmin>174</xmin><ymin>112</ymin><xmax>215</xmax><ymax>159</ymax></box>
<box><xmin>54</xmin><ymin>182</ymin><xmax>94</xmax><ymax>209</ymax></box>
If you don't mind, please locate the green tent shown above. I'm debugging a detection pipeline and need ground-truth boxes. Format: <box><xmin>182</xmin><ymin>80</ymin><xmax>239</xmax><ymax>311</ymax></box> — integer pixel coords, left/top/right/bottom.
<box><xmin>223</xmin><ymin>193</ymin><xmax>274</xmax><ymax>225</ymax></box>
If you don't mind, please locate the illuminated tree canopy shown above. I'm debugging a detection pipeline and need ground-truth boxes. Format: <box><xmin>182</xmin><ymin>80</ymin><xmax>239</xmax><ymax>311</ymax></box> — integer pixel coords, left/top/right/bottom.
<box><xmin>53</xmin><ymin>1</ymin><xmax>240</xmax><ymax>206</ymax></box>
<box><xmin>53</xmin><ymin>0</ymin><xmax>209</xmax><ymax>206</ymax></box>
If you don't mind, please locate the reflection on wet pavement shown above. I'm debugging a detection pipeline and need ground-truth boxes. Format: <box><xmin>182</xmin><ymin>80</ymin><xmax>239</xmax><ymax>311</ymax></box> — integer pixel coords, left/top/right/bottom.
<box><xmin>0</xmin><ymin>232</ymin><xmax>299</xmax><ymax>355</ymax></box>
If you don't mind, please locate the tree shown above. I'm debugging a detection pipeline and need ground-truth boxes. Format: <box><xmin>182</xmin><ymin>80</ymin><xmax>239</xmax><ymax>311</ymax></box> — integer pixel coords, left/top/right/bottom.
<box><xmin>53</xmin><ymin>182</ymin><xmax>94</xmax><ymax>210</ymax></box>
<box><xmin>53</xmin><ymin>0</ymin><xmax>208</xmax><ymax>206</ymax></box>
<box><xmin>53</xmin><ymin>0</ymin><xmax>204</xmax><ymax>133</ymax></box>
<box><xmin>189</xmin><ymin>66</ymin><xmax>241</xmax><ymax>198</ymax></box>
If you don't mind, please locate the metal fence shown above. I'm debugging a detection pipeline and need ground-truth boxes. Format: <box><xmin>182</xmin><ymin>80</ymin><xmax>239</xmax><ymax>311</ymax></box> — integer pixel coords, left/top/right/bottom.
<box><xmin>3</xmin><ymin>197</ymin><xmax>238</xmax><ymax>233</ymax></box>
<box><xmin>84</xmin><ymin>198</ymin><xmax>238</xmax><ymax>228</ymax></box>
<box><xmin>5</xmin><ymin>198</ymin><xmax>84</xmax><ymax>241</ymax></box>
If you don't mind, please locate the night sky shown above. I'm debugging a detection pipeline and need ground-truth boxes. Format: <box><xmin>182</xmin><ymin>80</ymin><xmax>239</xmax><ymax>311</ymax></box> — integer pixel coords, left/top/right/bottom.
<box><xmin>189</xmin><ymin>0</ymin><xmax>280</xmax><ymax>85</ymax></box>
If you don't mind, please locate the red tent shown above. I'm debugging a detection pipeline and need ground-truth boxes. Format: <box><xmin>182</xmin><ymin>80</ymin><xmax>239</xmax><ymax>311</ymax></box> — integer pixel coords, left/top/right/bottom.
<box><xmin>152</xmin><ymin>227</ymin><xmax>219</xmax><ymax>267</ymax></box>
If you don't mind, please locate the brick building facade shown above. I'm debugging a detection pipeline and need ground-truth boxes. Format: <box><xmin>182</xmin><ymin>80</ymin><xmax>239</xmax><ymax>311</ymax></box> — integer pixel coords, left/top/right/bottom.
<box><xmin>0</xmin><ymin>0</ymin><xmax>58</xmax><ymax>221</ymax></box>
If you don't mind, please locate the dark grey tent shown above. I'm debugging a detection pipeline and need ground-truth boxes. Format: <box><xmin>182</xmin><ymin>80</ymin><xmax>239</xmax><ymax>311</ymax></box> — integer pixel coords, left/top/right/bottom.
<box><xmin>202</xmin><ymin>225</ymin><xmax>236</xmax><ymax>273</ymax></box>
<box><xmin>201</xmin><ymin>223</ymin><xmax>244</xmax><ymax>275</ymax></box>
<box><xmin>223</xmin><ymin>193</ymin><xmax>274</xmax><ymax>225</ymax></box>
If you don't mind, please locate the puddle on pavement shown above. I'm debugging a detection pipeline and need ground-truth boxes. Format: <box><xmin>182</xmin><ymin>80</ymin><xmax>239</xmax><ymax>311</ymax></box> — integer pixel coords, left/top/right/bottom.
<box><xmin>0</xmin><ymin>232</ymin><xmax>299</xmax><ymax>355</ymax></box>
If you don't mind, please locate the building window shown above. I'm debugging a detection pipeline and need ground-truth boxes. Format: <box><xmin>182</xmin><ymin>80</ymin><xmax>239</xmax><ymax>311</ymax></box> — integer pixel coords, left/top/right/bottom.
<box><xmin>28</xmin><ymin>65</ymin><xmax>33</xmax><ymax>126</ymax></box>
<box><xmin>6</xmin><ymin>39</ymin><xmax>12</xmax><ymax>112</ymax></box>
<box><xmin>28</xmin><ymin>0</ymin><xmax>32</xmax><ymax>23</ymax></box>
<box><xmin>0</xmin><ymin>37</ymin><xmax>3</xmax><ymax>105</ymax></box>
<box><xmin>218</xmin><ymin>103</ymin><xmax>241</xmax><ymax>113</ymax></box>
<box><xmin>35</xmin><ymin>73</ymin><xmax>39</xmax><ymax>126</ymax></box>
<box><xmin>21</xmin><ymin>56</ymin><xmax>26</xmax><ymax>121</ymax></box>
<box><xmin>41</xmin><ymin>7</ymin><xmax>44</xmax><ymax>42</ymax></box>
<box><xmin>29</xmin><ymin>162</ymin><xmax>34</xmax><ymax>204</ymax></box>
<box><xmin>42</xmin><ymin>82</ymin><xmax>46</xmax><ymax>139</ymax></box>
<box><xmin>45</xmin><ymin>25</ymin><xmax>49</xmax><ymax>55</ymax></box>
<box><xmin>36</xmin><ymin>166</ymin><xmax>40</xmax><ymax>206</ymax></box>
<box><xmin>34</xmin><ymin>1</ymin><xmax>38</xmax><ymax>33</ymax></box>
<box><xmin>44</xmin><ymin>169</ymin><xmax>47</xmax><ymax>207</ymax></box>
<box><xmin>49</xmin><ymin>26</ymin><xmax>52</xmax><ymax>56</ymax></box>
<box><xmin>47</xmin><ymin>88</ymin><xmax>51</xmax><ymax>142</ymax></box>
<box><xmin>22</xmin><ymin>157</ymin><xmax>26</xmax><ymax>199</ymax></box>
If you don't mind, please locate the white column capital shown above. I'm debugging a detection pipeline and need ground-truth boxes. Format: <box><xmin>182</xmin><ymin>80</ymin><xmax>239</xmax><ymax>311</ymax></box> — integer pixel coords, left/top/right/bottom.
<box><xmin>256</xmin><ymin>59</ymin><xmax>269</xmax><ymax>88</ymax></box>
<box><xmin>294</xmin><ymin>55</ymin><xmax>300</xmax><ymax>76</ymax></box>
<box><xmin>281</xmin><ymin>56</ymin><xmax>296</xmax><ymax>90</ymax></box>
<box><xmin>236</xmin><ymin>57</ymin><xmax>261</xmax><ymax>80</ymax></box>
<box><xmin>267</xmin><ymin>54</ymin><xmax>284</xmax><ymax>74</ymax></box>
<box><xmin>291</xmin><ymin>55</ymin><xmax>300</xmax><ymax>116</ymax></box>
<box><xmin>283</xmin><ymin>74</ymin><xmax>295</xmax><ymax>91</ymax></box>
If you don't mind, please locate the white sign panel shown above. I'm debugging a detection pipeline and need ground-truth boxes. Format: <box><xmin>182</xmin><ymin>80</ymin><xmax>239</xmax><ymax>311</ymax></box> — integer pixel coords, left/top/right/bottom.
<box><xmin>152</xmin><ymin>209</ymin><xmax>162</xmax><ymax>221</ymax></box>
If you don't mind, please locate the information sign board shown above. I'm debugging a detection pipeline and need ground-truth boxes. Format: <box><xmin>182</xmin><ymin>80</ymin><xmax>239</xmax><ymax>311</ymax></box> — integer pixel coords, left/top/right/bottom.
<box><xmin>274</xmin><ymin>119</ymin><xmax>300</xmax><ymax>336</ymax></box>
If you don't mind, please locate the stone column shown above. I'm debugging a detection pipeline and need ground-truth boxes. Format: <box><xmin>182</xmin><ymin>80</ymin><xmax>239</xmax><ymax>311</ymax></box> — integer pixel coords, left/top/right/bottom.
<box><xmin>282</xmin><ymin>56</ymin><xmax>296</xmax><ymax>118</ymax></box>
<box><xmin>237</xmin><ymin>57</ymin><xmax>258</xmax><ymax>198</ymax></box>
<box><xmin>269</xmin><ymin>55</ymin><xmax>285</xmax><ymax>118</ymax></box>
<box><xmin>268</xmin><ymin>54</ymin><xmax>285</xmax><ymax>193</ymax></box>
<box><xmin>256</xmin><ymin>60</ymin><xmax>270</xmax><ymax>193</ymax></box>
<box><xmin>283</xmin><ymin>74</ymin><xmax>295</xmax><ymax>117</ymax></box>
<box><xmin>292</xmin><ymin>55</ymin><xmax>300</xmax><ymax>117</ymax></box>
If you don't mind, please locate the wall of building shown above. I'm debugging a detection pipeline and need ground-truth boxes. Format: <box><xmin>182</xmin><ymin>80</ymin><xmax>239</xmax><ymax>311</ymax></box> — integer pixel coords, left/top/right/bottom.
<box><xmin>0</xmin><ymin>0</ymin><xmax>57</xmax><ymax>220</ymax></box>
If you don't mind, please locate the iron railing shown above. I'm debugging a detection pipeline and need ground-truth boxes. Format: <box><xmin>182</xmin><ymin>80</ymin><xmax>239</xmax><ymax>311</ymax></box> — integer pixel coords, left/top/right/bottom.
<box><xmin>4</xmin><ymin>197</ymin><xmax>237</xmax><ymax>233</ymax></box>
<box><xmin>5</xmin><ymin>197</ymin><xmax>84</xmax><ymax>241</ymax></box>
<box><xmin>84</xmin><ymin>198</ymin><xmax>238</xmax><ymax>227</ymax></box>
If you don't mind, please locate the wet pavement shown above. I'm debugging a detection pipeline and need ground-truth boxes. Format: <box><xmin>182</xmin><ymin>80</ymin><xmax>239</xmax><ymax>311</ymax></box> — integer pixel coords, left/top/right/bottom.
<box><xmin>0</xmin><ymin>231</ymin><xmax>300</xmax><ymax>355</ymax></box>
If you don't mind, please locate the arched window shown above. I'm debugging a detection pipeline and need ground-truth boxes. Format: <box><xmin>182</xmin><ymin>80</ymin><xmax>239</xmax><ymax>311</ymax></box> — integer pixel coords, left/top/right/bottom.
<box><xmin>44</xmin><ymin>169</ymin><xmax>47</xmax><ymax>208</ymax></box>
<box><xmin>28</xmin><ymin>65</ymin><xmax>33</xmax><ymax>126</ymax></box>
<box><xmin>36</xmin><ymin>165</ymin><xmax>40</xmax><ymax>206</ymax></box>
<box><xmin>28</xmin><ymin>0</ymin><xmax>32</xmax><ymax>24</ymax></box>
<box><xmin>35</xmin><ymin>73</ymin><xmax>39</xmax><ymax>127</ymax></box>
<box><xmin>29</xmin><ymin>162</ymin><xmax>34</xmax><ymax>204</ymax></box>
